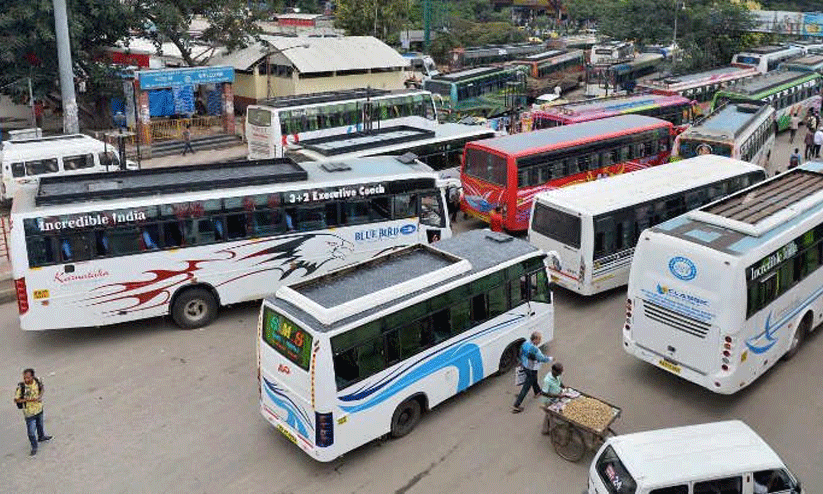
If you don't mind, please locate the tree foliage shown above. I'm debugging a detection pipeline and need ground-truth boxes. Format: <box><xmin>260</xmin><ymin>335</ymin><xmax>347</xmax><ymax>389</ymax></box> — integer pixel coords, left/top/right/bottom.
<box><xmin>334</xmin><ymin>0</ymin><xmax>413</xmax><ymax>40</ymax></box>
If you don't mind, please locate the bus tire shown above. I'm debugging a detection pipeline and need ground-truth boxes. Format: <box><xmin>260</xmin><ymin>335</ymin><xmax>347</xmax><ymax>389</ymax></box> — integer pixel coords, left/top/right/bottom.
<box><xmin>171</xmin><ymin>287</ymin><xmax>218</xmax><ymax>329</ymax></box>
<box><xmin>784</xmin><ymin>313</ymin><xmax>811</xmax><ymax>361</ymax></box>
<box><xmin>498</xmin><ymin>339</ymin><xmax>524</xmax><ymax>375</ymax></box>
<box><xmin>390</xmin><ymin>398</ymin><xmax>422</xmax><ymax>438</ymax></box>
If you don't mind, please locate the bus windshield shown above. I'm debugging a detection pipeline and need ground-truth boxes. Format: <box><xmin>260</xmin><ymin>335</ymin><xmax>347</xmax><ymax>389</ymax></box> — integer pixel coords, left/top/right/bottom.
<box><xmin>678</xmin><ymin>139</ymin><xmax>732</xmax><ymax>158</ymax></box>
<box><xmin>248</xmin><ymin>108</ymin><xmax>272</xmax><ymax>127</ymax></box>
<box><xmin>531</xmin><ymin>202</ymin><xmax>581</xmax><ymax>249</ymax></box>
<box><xmin>596</xmin><ymin>446</ymin><xmax>637</xmax><ymax>494</ymax></box>
<box><xmin>464</xmin><ymin>148</ymin><xmax>508</xmax><ymax>185</ymax></box>
<box><xmin>262</xmin><ymin>307</ymin><xmax>314</xmax><ymax>371</ymax></box>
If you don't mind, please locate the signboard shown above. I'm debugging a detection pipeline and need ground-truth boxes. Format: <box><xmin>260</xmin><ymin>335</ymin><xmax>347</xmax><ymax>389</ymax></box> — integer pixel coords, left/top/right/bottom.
<box><xmin>750</xmin><ymin>11</ymin><xmax>804</xmax><ymax>35</ymax></box>
<box><xmin>138</xmin><ymin>66</ymin><xmax>235</xmax><ymax>90</ymax></box>
<box><xmin>803</xmin><ymin>13</ymin><xmax>823</xmax><ymax>37</ymax></box>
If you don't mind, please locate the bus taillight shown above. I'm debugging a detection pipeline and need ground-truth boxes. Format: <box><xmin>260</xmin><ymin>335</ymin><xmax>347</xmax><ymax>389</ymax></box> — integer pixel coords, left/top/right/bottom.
<box><xmin>15</xmin><ymin>278</ymin><xmax>28</xmax><ymax>315</ymax></box>
<box><xmin>315</xmin><ymin>412</ymin><xmax>334</xmax><ymax>447</ymax></box>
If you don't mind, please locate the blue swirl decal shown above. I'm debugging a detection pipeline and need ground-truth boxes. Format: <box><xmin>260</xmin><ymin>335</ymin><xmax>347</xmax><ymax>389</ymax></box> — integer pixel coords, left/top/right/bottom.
<box><xmin>668</xmin><ymin>256</ymin><xmax>697</xmax><ymax>281</ymax></box>
<box><xmin>263</xmin><ymin>378</ymin><xmax>313</xmax><ymax>438</ymax></box>
<box><xmin>746</xmin><ymin>282</ymin><xmax>823</xmax><ymax>354</ymax></box>
<box><xmin>399</xmin><ymin>224</ymin><xmax>417</xmax><ymax>235</ymax></box>
<box><xmin>464</xmin><ymin>195</ymin><xmax>496</xmax><ymax>214</ymax></box>
<box><xmin>338</xmin><ymin>314</ymin><xmax>525</xmax><ymax>413</ymax></box>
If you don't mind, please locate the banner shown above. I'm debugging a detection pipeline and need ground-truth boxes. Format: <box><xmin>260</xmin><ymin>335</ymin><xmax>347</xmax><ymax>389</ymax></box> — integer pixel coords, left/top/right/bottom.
<box><xmin>750</xmin><ymin>11</ymin><xmax>804</xmax><ymax>35</ymax></box>
<box><xmin>803</xmin><ymin>13</ymin><xmax>823</xmax><ymax>37</ymax></box>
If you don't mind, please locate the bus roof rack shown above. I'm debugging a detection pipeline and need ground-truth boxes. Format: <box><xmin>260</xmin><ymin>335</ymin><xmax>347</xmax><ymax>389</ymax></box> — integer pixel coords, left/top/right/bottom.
<box><xmin>257</xmin><ymin>88</ymin><xmax>392</xmax><ymax>108</ymax></box>
<box><xmin>35</xmin><ymin>158</ymin><xmax>307</xmax><ymax>206</ymax></box>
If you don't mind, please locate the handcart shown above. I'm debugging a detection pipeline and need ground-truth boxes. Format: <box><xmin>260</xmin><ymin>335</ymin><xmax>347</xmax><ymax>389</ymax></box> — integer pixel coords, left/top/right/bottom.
<box><xmin>541</xmin><ymin>387</ymin><xmax>621</xmax><ymax>462</ymax></box>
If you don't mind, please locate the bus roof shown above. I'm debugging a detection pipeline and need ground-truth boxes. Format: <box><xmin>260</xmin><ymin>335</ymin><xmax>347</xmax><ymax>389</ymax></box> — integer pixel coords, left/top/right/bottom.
<box><xmin>534</xmin><ymin>156</ymin><xmax>763</xmax><ymax>217</ymax></box>
<box><xmin>269</xmin><ymin>230</ymin><xmax>542</xmax><ymax>330</ymax></box>
<box><xmin>1</xmin><ymin>134</ymin><xmax>110</xmax><ymax>162</ymax></box>
<box><xmin>682</xmin><ymin>102</ymin><xmax>771</xmax><ymax>139</ymax></box>
<box><xmin>22</xmin><ymin>155</ymin><xmax>435</xmax><ymax>209</ymax></box>
<box><xmin>468</xmin><ymin>114</ymin><xmax>669</xmax><ymax>157</ymax></box>
<box><xmin>256</xmin><ymin>88</ymin><xmax>403</xmax><ymax>109</ymax></box>
<box><xmin>746</xmin><ymin>45</ymin><xmax>792</xmax><ymax>54</ymax></box>
<box><xmin>720</xmin><ymin>70</ymin><xmax>818</xmax><ymax>97</ymax></box>
<box><xmin>430</xmin><ymin>66</ymin><xmax>516</xmax><ymax>82</ymax></box>
<box><xmin>781</xmin><ymin>54</ymin><xmax>823</xmax><ymax>69</ymax></box>
<box><xmin>652</xmin><ymin>162</ymin><xmax>823</xmax><ymax>255</ymax></box>
<box><xmin>640</xmin><ymin>65</ymin><xmax>755</xmax><ymax>88</ymax></box>
<box><xmin>609</xmin><ymin>421</ymin><xmax>784</xmax><ymax>487</ymax></box>
<box><xmin>534</xmin><ymin>93</ymin><xmax>689</xmax><ymax>120</ymax></box>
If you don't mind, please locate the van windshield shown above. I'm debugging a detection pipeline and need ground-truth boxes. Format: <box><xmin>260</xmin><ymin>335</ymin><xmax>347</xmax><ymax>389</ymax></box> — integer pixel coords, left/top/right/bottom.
<box><xmin>596</xmin><ymin>446</ymin><xmax>637</xmax><ymax>494</ymax></box>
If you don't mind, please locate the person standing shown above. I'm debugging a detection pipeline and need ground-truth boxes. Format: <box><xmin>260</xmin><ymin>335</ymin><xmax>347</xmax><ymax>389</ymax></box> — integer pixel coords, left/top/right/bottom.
<box><xmin>540</xmin><ymin>362</ymin><xmax>570</xmax><ymax>434</ymax></box>
<box><xmin>789</xmin><ymin>111</ymin><xmax>800</xmax><ymax>143</ymax></box>
<box><xmin>815</xmin><ymin>127</ymin><xmax>823</xmax><ymax>159</ymax></box>
<box><xmin>512</xmin><ymin>331</ymin><xmax>553</xmax><ymax>413</ymax></box>
<box><xmin>13</xmin><ymin>368</ymin><xmax>52</xmax><ymax>456</ymax></box>
<box><xmin>489</xmin><ymin>206</ymin><xmax>504</xmax><ymax>233</ymax></box>
<box><xmin>789</xmin><ymin>148</ymin><xmax>801</xmax><ymax>169</ymax></box>
<box><xmin>805</xmin><ymin>129</ymin><xmax>816</xmax><ymax>160</ymax></box>
<box><xmin>182</xmin><ymin>124</ymin><xmax>195</xmax><ymax>156</ymax></box>
<box><xmin>446</xmin><ymin>186</ymin><xmax>460</xmax><ymax>223</ymax></box>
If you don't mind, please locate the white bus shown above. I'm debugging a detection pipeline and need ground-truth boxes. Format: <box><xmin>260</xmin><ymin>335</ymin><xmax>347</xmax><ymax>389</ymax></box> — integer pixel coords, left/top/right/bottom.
<box><xmin>589</xmin><ymin>421</ymin><xmax>803</xmax><ymax>494</ymax></box>
<box><xmin>246</xmin><ymin>89</ymin><xmax>438</xmax><ymax>159</ymax></box>
<box><xmin>10</xmin><ymin>156</ymin><xmax>452</xmax><ymax>331</ymax></box>
<box><xmin>1</xmin><ymin>133</ymin><xmax>134</xmax><ymax>202</ymax></box>
<box><xmin>258</xmin><ymin>230</ymin><xmax>554</xmax><ymax>461</ymax></box>
<box><xmin>624</xmin><ymin>162</ymin><xmax>823</xmax><ymax>394</ymax></box>
<box><xmin>673</xmin><ymin>102</ymin><xmax>776</xmax><ymax>168</ymax></box>
<box><xmin>528</xmin><ymin>156</ymin><xmax>766</xmax><ymax>296</ymax></box>
<box><xmin>590</xmin><ymin>41</ymin><xmax>635</xmax><ymax>66</ymax></box>
<box><xmin>731</xmin><ymin>45</ymin><xmax>804</xmax><ymax>74</ymax></box>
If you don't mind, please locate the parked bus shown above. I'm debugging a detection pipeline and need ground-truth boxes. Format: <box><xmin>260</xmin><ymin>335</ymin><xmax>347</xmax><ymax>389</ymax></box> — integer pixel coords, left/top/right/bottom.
<box><xmin>289</xmin><ymin>123</ymin><xmax>497</xmax><ymax>176</ymax></box>
<box><xmin>586</xmin><ymin>53</ymin><xmax>665</xmax><ymax>96</ymax></box>
<box><xmin>245</xmin><ymin>89</ymin><xmax>438</xmax><ymax>159</ymax></box>
<box><xmin>528</xmin><ymin>156</ymin><xmax>766</xmax><ymax>295</ymax></box>
<box><xmin>512</xmin><ymin>49</ymin><xmax>585</xmax><ymax>88</ymax></box>
<box><xmin>673</xmin><ymin>102</ymin><xmax>776</xmax><ymax>168</ymax></box>
<box><xmin>637</xmin><ymin>65</ymin><xmax>759</xmax><ymax>115</ymax></box>
<box><xmin>402</xmin><ymin>52</ymin><xmax>440</xmax><ymax>87</ymax></box>
<box><xmin>532</xmin><ymin>93</ymin><xmax>695</xmax><ymax>133</ymax></box>
<box><xmin>1</xmin><ymin>134</ymin><xmax>135</xmax><ymax>202</ymax></box>
<box><xmin>624</xmin><ymin>162</ymin><xmax>823</xmax><ymax>394</ymax></box>
<box><xmin>711</xmin><ymin>70</ymin><xmax>822</xmax><ymax>132</ymax></box>
<box><xmin>257</xmin><ymin>230</ymin><xmax>553</xmax><ymax>461</ymax></box>
<box><xmin>780</xmin><ymin>54</ymin><xmax>823</xmax><ymax>74</ymax></box>
<box><xmin>461</xmin><ymin>114</ymin><xmax>674</xmax><ymax>231</ymax></box>
<box><xmin>10</xmin><ymin>156</ymin><xmax>452</xmax><ymax>331</ymax></box>
<box><xmin>424</xmin><ymin>65</ymin><xmax>527</xmax><ymax>118</ymax></box>
<box><xmin>589</xmin><ymin>41</ymin><xmax>634</xmax><ymax>66</ymax></box>
<box><xmin>448</xmin><ymin>42</ymin><xmax>546</xmax><ymax>70</ymax></box>
<box><xmin>732</xmin><ymin>45</ymin><xmax>804</xmax><ymax>74</ymax></box>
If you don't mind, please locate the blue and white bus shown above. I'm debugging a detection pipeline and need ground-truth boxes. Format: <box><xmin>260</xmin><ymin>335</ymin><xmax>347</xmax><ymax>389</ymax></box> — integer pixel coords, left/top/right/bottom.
<box><xmin>625</xmin><ymin>162</ymin><xmax>823</xmax><ymax>394</ymax></box>
<box><xmin>257</xmin><ymin>230</ymin><xmax>554</xmax><ymax>461</ymax></box>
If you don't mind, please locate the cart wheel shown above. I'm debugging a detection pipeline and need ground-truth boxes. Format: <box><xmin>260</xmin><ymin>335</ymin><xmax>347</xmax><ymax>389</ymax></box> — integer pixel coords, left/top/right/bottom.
<box><xmin>551</xmin><ymin>421</ymin><xmax>586</xmax><ymax>462</ymax></box>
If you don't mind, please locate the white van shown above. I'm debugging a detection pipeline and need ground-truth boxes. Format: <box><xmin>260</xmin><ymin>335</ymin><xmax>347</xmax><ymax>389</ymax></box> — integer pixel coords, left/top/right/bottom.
<box><xmin>588</xmin><ymin>421</ymin><xmax>802</xmax><ymax>494</ymax></box>
<box><xmin>0</xmin><ymin>134</ymin><xmax>135</xmax><ymax>202</ymax></box>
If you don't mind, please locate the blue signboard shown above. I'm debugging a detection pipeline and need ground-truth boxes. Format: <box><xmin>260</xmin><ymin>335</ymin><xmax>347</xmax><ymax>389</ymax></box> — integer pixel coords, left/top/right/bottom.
<box><xmin>138</xmin><ymin>66</ymin><xmax>235</xmax><ymax>90</ymax></box>
<box><xmin>802</xmin><ymin>13</ymin><xmax>823</xmax><ymax>37</ymax></box>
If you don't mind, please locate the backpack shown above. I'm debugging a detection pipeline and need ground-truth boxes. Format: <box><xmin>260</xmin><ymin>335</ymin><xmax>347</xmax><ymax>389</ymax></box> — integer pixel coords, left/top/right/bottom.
<box><xmin>15</xmin><ymin>378</ymin><xmax>42</xmax><ymax>409</ymax></box>
<box><xmin>790</xmin><ymin>155</ymin><xmax>800</xmax><ymax>169</ymax></box>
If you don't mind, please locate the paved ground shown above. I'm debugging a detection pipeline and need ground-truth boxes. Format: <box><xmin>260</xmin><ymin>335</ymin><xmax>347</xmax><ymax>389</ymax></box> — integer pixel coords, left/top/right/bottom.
<box><xmin>1</xmin><ymin>129</ymin><xmax>819</xmax><ymax>494</ymax></box>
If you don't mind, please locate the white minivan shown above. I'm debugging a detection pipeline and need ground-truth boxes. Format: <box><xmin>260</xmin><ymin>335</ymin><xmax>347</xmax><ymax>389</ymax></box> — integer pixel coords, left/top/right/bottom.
<box><xmin>588</xmin><ymin>421</ymin><xmax>802</xmax><ymax>494</ymax></box>
<box><xmin>1</xmin><ymin>134</ymin><xmax>136</xmax><ymax>202</ymax></box>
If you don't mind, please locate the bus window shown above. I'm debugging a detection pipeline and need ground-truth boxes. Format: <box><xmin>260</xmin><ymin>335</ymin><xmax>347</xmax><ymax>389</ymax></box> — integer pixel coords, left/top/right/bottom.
<box><xmin>693</xmin><ymin>476</ymin><xmax>741</xmax><ymax>494</ymax></box>
<box><xmin>650</xmin><ymin>486</ymin><xmax>687</xmax><ymax>494</ymax></box>
<box><xmin>419</xmin><ymin>193</ymin><xmax>444</xmax><ymax>227</ymax></box>
<box><xmin>26</xmin><ymin>158</ymin><xmax>59</xmax><ymax>176</ymax></box>
<box><xmin>26</xmin><ymin>237</ymin><xmax>56</xmax><ymax>267</ymax></box>
<box><xmin>11</xmin><ymin>162</ymin><xmax>25</xmax><ymax>178</ymax></box>
<box><xmin>163</xmin><ymin>221</ymin><xmax>184</xmax><ymax>247</ymax></box>
<box><xmin>529</xmin><ymin>270</ymin><xmax>551</xmax><ymax>303</ymax></box>
<box><xmin>295</xmin><ymin>206</ymin><xmax>327</xmax><ymax>231</ymax></box>
<box><xmin>63</xmin><ymin>154</ymin><xmax>95</xmax><ymax>170</ymax></box>
<box><xmin>341</xmin><ymin>200</ymin><xmax>371</xmax><ymax>225</ymax></box>
<box><xmin>98</xmin><ymin>152</ymin><xmax>120</xmax><ymax>170</ymax></box>
<box><xmin>393</xmin><ymin>193</ymin><xmax>417</xmax><ymax>218</ymax></box>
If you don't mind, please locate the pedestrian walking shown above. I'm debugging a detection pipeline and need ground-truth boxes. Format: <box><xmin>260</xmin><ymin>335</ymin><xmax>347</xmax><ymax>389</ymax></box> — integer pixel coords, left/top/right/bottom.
<box><xmin>489</xmin><ymin>206</ymin><xmax>504</xmax><ymax>232</ymax></box>
<box><xmin>182</xmin><ymin>124</ymin><xmax>195</xmax><ymax>156</ymax></box>
<box><xmin>446</xmin><ymin>185</ymin><xmax>460</xmax><ymax>223</ymax></box>
<box><xmin>815</xmin><ymin>127</ymin><xmax>823</xmax><ymax>159</ymax></box>
<box><xmin>789</xmin><ymin>148</ymin><xmax>801</xmax><ymax>169</ymax></box>
<box><xmin>13</xmin><ymin>368</ymin><xmax>52</xmax><ymax>456</ymax></box>
<box><xmin>805</xmin><ymin>129</ymin><xmax>816</xmax><ymax>160</ymax></box>
<box><xmin>789</xmin><ymin>112</ymin><xmax>800</xmax><ymax>143</ymax></box>
<box><xmin>512</xmin><ymin>331</ymin><xmax>553</xmax><ymax>413</ymax></box>
<box><xmin>808</xmin><ymin>112</ymin><xmax>818</xmax><ymax>132</ymax></box>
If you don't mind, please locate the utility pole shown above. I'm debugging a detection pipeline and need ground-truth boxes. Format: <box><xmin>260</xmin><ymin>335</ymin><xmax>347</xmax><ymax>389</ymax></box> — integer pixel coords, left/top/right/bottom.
<box><xmin>53</xmin><ymin>0</ymin><xmax>79</xmax><ymax>133</ymax></box>
<box><xmin>424</xmin><ymin>0</ymin><xmax>431</xmax><ymax>52</ymax></box>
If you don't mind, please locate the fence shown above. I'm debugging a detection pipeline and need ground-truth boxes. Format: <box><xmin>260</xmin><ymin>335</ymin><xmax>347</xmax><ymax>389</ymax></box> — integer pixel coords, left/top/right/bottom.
<box><xmin>0</xmin><ymin>216</ymin><xmax>9</xmax><ymax>261</ymax></box>
<box><xmin>143</xmin><ymin>115</ymin><xmax>225</xmax><ymax>141</ymax></box>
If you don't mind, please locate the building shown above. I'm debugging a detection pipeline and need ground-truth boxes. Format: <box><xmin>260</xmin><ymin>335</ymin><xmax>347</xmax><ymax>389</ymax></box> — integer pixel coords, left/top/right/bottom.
<box><xmin>210</xmin><ymin>36</ymin><xmax>409</xmax><ymax>111</ymax></box>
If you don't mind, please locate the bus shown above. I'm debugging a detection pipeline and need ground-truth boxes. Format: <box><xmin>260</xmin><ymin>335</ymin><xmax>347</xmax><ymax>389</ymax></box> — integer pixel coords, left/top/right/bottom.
<box><xmin>531</xmin><ymin>93</ymin><xmax>695</xmax><ymax>133</ymax></box>
<box><xmin>245</xmin><ymin>89</ymin><xmax>438</xmax><ymax>159</ymax></box>
<box><xmin>402</xmin><ymin>53</ymin><xmax>439</xmax><ymax>87</ymax></box>
<box><xmin>637</xmin><ymin>65</ymin><xmax>760</xmax><ymax>115</ymax></box>
<box><xmin>257</xmin><ymin>230</ymin><xmax>553</xmax><ymax>461</ymax></box>
<box><xmin>711</xmin><ymin>70</ymin><xmax>822</xmax><ymax>132</ymax></box>
<box><xmin>780</xmin><ymin>54</ymin><xmax>823</xmax><ymax>74</ymax></box>
<box><xmin>586</xmin><ymin>53</ymin><xmax>665</xmax><ymax>97</ymax></box>
<box><xmin>424</xmin><ymin>66</ymin><xmax>527</xmax><ymax>119</ymax></box>
<box><xmin>513</xmin><ymin>49</ymin><xmax>584</xmax><ymax>80</ymax></box>
<box><xmin>589</xmin><ymin>41</ymin><xmax>635</xmax><ymax>66</ymax></box>
<box><xmin>448</xmin><ymin>43</ymin><xmax>547</xmax><ymax>70</ymax></box>
<box><xmin>673</xmin><ymin>102</ymin><xmax>776</xmax><ymax>168</ymax></box>
<box><xmin>624</xmin><ymin>162</ymin><xmax>823</xmax><ymax>394</ymax></box>
<box><xmin>528</xmin><ymin>156</ymin><xmax>766</xmax><ymax>296</ymax></box>
<box><xmin>461</xmin><ymin>114</ymin><xmax>674</xmax><ymax>232</ymax></box>
<box><xmin>731</xmin><ymin>45</ymin><xmax>804</xmax><ymax>74</ymax></box>
<box><xmin>289</xmin><ymin>122</ymin><xmax>497</xmax><ymax>176</ymax></box>
<box><xmin>10</xmin><ymin>156</ymin><xmax>452</xmax><ymax>331</ymax></box>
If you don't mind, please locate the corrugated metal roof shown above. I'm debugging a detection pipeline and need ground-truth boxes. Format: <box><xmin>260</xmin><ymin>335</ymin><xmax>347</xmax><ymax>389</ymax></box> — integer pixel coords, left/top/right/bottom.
<box><xmin>209</xmin><ymin>36</ymin><xmax>407</xmax><ymax>74</ymax></box>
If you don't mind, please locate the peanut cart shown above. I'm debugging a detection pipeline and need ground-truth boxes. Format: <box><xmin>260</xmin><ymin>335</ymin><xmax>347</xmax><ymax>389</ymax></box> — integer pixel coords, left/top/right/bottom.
<box><xmin>541</xmin><ymin>387</ymin><xmax>621</xmax><ymax>462</ymax></box>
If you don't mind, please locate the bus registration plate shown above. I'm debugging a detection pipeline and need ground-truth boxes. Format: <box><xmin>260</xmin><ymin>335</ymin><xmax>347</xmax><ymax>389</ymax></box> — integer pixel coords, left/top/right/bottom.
<box><xmin>658</xmin><ymin>359</ymin><xmax>681</xmax><ymax>374</ymax></box>
<box><xmin>277</xmin><ymin>423</ymin><xmax>298</xmax><ymax>445</ymax></box>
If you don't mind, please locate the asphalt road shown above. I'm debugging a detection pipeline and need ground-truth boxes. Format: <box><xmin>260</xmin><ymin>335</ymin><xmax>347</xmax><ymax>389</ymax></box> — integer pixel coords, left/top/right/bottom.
<box><xmin>1</xmin><ymin>133</ymin><xmax>821</xmax><ymax>494</ymax></box>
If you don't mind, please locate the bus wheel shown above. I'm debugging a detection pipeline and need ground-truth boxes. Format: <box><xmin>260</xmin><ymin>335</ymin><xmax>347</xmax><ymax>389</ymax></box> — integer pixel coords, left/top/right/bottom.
<box><xmin>390</xmin><ymin>398</ymin><xmax>422</xmax><ymax>438</ymax></box>
<box><xmin>498</xmin><ymin>340</ymin><xmax>523</xmax><ymax>375</ymax></box>
<box><xmin>784</xmin><ymin>314</ymin><xmax>811</xmax><ymax>360</ymax></box>
<box><xmin>172</xmin><ymin>288</ymin><xmax>218</xmax><ymax>329</ymax></box>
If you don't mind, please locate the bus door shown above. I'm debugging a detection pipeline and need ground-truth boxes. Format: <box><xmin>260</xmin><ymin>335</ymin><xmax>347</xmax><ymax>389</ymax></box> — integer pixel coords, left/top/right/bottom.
<box><xmin>419</xmin><ymin>190</ymin><xmax>448</xmax><ymax>243</ymax></box>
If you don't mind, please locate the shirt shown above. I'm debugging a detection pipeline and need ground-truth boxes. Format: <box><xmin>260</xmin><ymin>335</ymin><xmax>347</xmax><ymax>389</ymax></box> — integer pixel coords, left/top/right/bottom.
<box><xmin>519</xmin><ymin>341</ymin><xmax>552</xmax><ymax>371</ymax></box>
<box><xmin>815</xmin><ymin>130</ymin><xmax>823</xmax><ymax>146</ymax></box>
<box><xmin>540</xmin><ymin>373</ymin><xmax>563</xmax><ymax>405</ymax></box>
<box><xmin>14</xmin><ymin>379</ymin><xmax>43</xmax><ymax>418</ymax></box>
<box><xmin>790</xmin><ymin>116</ymin><xmax>800</xmax><ymax>130</ymax></box>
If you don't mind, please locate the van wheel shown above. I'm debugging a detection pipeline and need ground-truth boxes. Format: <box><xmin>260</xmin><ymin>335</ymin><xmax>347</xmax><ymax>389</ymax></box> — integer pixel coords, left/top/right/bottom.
<box><xmin>498</xmin><ymin>340</ymin><xmax>522</xmax><ymax>375</ymax></box>
<box><xmin>171</xmin><ymin>288</ymin><xmax>217</xmax><ymax>329</ymax></box>
<box><xmin>390</xmin><ymin>398</ymin><xmax>422</xmax><ymax>438</ymax></box>
<box><xmin>784</xmin><ymin>314</ymin><xmax>811</xmax><ymax>360</ymax></box>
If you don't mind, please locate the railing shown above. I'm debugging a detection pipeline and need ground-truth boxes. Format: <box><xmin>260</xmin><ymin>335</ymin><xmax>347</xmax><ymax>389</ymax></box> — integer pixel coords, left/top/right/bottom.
<box><xmin>0</xmin><ymin>216</ymin><xmax>10</xmax><ymax>261</ymax></box>
<box><xmin>144</xmin><ymin>115</ymin><xmax>225</xmax><ymax>141</ymax></box>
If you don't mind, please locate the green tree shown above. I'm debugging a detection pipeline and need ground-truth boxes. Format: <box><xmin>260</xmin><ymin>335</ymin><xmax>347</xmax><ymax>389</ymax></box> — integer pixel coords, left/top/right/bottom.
<box><xmin>335</xmin><ymin>0</ymin><xmax>413</xmax><ymax>39</ymax></box>
<box><xmin>563</xmin><ymin>0</ymin><xmax>609</xmax><ymax>24</ymax></box>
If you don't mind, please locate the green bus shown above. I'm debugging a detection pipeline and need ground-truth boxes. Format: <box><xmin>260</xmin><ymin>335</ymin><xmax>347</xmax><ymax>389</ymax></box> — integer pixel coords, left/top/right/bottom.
<box><xmin>710</xmin><ymin>70</ymin><xmax>822</xmax><ymax>131</ymax></box>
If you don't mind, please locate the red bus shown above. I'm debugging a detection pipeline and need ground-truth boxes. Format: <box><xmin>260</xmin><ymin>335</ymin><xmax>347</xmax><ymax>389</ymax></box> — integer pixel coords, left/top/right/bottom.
<box><xmin>460</xmin><ymin>114</ymin><xmax>674</xmax><ymax>231</ymax></box>
<box><xmin>531</xmin><ymin>93</ymin><xmax>695</xmax><ymax>133</ymax></box>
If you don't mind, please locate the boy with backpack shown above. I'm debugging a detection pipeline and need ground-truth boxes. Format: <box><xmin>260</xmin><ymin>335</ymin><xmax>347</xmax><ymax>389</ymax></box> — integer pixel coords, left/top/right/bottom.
<box><xmin>13</xmin><ymin>368</ymin><xmax>52</xmax><ymax>455</ymax></box>
<box><xmin>789</xmin><ymin>148</ymin><xmax>801</xmax><ymax>170</ymax></box>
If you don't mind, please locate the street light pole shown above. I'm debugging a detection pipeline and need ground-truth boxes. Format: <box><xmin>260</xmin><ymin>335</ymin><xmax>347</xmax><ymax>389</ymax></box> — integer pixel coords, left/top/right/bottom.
<box><xmin>53</xmin><ymin>0</ymin><xmax>79</xmax><ymax>133</ymax></box>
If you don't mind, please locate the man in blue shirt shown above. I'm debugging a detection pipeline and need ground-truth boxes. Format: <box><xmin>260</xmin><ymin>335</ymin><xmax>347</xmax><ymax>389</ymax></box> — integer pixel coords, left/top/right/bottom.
<box><xmin>512</xmin><ymin>331</ymin><xmax>553</xmax><ymax>413</ymax></box>
<box><xmin>540</xmin><ymin>363</ymin><xmax>568</xmax><ymax>434</ymax></box>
